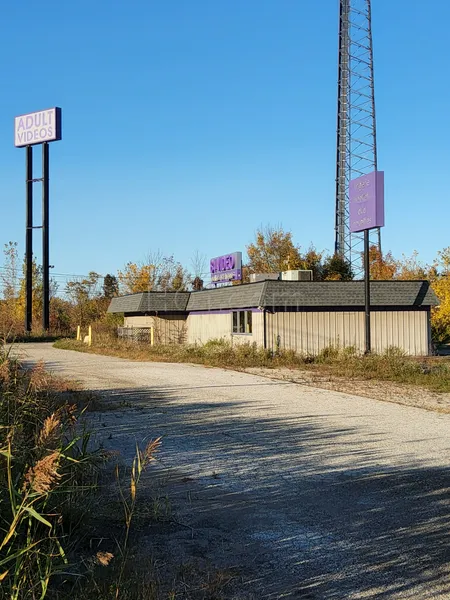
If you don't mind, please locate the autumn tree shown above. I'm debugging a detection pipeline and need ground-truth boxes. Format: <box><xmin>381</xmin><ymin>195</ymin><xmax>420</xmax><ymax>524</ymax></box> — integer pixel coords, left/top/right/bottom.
<box><xmin>368</xmin><ymin>246</ymin><xmax>398</xmax><ymax>280</ymax></box>
<box><xmin>396</xmin><ymin>251</ymin><xmax>429</xmax><ymax>280</ymax></box>
<box><xmin>429</xmin><ymin>247</ymin><xmax>450</xmax><ymax>343</ymax></box>
<box><xmin>16</xmin><ymin>258</ymin><xmax>43</xmax><ymax>325</ymax></box>
<box><xmin>17</xmin><ymin>259</ymin><xmax>57</xmax><ymax>323</ymax></box>
<box><xmin>118</xmin><ymin>253</ymin><xmax>189</xmax><ymax>294</ymax></box>
<box><xmin>302</xmin><ymin>246</ymin><xmax>325</xmax><ymax>281</ymax></box>
<box><xmin>246</xmin><ymin>226</ymin><xmax>304</xmax><ymax>274</ymax></box>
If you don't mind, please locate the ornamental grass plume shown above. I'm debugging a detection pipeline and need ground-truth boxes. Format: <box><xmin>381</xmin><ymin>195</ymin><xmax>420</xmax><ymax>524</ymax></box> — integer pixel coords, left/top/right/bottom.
<box><xmin>37</xmin><ymin>413</ymin><xmax>62</xmax><ymax>449</ymax></box>
<box><xmin>0</xmin><ymin>358</ymin><xmax>12</xmax><ymax>386</ymax></box>
<box><xmin>27</xmin><ymin>360</ymin><xmax>48</xmax><ymax>393</ymax></box>
<box><xmin>23</xmin><ymin>451</ymin><xmax>61</xmax><ymax>495</ymax></box>
<box><xmin>140</xmin><ymin>437</ymin><xmax>161</xmax><ymax>468</ymax></box>
<box><xmin>95</xmin><ymin>551</ymin><xmax>114</xmax><ymax>567</ymax></box>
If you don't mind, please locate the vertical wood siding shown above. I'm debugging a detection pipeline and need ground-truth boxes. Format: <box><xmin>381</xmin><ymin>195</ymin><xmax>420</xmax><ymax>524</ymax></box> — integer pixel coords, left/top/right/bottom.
<box><xmin>125</xmin><ymin>309</ymin><xmax>430</xmax><ymax>356</ymax></box>
<box><xmin>124</xmin><ymin>315</ymin><xmax>187</xmax><ymax>344</ymax></box>
<box><xmin>371</xmin><ymin>311</ymin><xmax>428</xmax><ymax>356</ymax></box>
<box><xmin>187</xmin><ymin>313</ymin><xmax>232</xmax><ymax>344</ymax></box>
<box><xmin>186</xmin><ymin>312</ymin><xmax>264</xmax><ymax>346</ymax></box>
<box><xmin>265</xmin><ymin>310</ymin><xmax>429</xmax><ymax>356</ymax></box>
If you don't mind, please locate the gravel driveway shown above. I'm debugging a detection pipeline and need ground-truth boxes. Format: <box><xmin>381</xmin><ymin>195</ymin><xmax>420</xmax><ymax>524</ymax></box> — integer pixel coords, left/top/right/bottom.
<box><xmin>16</xmin><ymin>343</ymin><xmax>450</xmax><ymax>599</ymax></box>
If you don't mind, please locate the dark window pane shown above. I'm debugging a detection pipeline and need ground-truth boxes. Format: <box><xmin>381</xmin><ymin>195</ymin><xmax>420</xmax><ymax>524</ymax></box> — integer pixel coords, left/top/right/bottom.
<box><xmin>232</xmin><ymin>312</ymin><xmax>238</xmax><ymax>333</ymax></box>
<box><xmin>246</xmin><ymin>311</ymin><xmax>252</xmax><ymax>333</ymax></box>
<box><xmin>239</xmin><ymin>311</ymin><xmax>245</xmax><ymax>333</ymax></box>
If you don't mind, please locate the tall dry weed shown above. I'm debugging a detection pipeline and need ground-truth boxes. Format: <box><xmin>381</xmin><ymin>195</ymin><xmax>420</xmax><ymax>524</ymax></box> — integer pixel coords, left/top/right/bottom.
<box><xmin>0</xmin><ymin>347</ymin><xmax>98</xmax><ymax>599</ymax></box>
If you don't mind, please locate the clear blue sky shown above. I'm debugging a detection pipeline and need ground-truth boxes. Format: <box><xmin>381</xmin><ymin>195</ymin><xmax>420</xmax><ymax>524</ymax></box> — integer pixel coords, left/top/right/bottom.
<box><xmin>1</xmin><ymin>0</ymin><xmax>449</xmax><ymax>282</ymax></box>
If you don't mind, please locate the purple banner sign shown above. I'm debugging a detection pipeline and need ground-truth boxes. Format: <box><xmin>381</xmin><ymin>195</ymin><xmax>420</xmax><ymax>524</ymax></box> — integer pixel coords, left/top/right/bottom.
<box><xmin>210</xmin><ymin>252</ymin><xmax>242</xmax><ymax>283</ymax></box>
<box><xmin>349</xmin><ymin>171</ymin><xmax>385</xmax><ymax>233</ymax></box>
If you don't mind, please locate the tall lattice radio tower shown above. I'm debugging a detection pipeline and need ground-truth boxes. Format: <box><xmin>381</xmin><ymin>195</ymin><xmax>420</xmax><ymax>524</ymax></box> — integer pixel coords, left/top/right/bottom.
<box><xmin>335</xmin><ymin>0</ymin><xmax>381</xmax><ymax>272</ymax></box>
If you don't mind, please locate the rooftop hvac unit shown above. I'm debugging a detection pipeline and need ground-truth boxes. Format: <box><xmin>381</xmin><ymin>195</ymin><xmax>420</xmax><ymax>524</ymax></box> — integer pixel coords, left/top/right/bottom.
<box><xmin>249</xmin><ymin>273</ymin><xmax>280</xmax><ymax>283</ymax></box>
<box><xmin>281</xmin><ymin>270</ymin><xmax>313</xmax><ymax>282</ymax></box>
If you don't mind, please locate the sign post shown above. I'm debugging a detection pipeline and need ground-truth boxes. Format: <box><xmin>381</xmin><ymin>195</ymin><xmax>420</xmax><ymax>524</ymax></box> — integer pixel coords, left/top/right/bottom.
<box><xmin>25</xmin><ymin>146</ymin><xmax>33</xmax><ymax>332</ymax></box>
<box><xmin>15</xmin><ymin>108</ymin><xmax>62</xmax><ymax>333</ymax></box>
<box><xmin>349</xmin><ymin>171</ymin><xmax>385</xmax><ymax>354</ymax></box>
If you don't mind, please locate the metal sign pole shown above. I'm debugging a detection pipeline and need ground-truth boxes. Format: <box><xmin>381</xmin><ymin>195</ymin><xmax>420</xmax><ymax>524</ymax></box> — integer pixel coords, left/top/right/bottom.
<box><xmin>25</xmin><ymin>146</ymin><xmax>33</xmax><ymax>332</ymax></box>
<box><xmin>42</xmin><ymin>142</ymin><xmax>50</xmax><ymax>332</ymax></box>
<box><xmin>15</xmin><ymin>108</ymin><xmax>62</xmax><ymax>334</ymax></box>
<box><xmin>364</xmin><ymin>229</ymin><xmax>371</xmax><ymax>354</ymax></box>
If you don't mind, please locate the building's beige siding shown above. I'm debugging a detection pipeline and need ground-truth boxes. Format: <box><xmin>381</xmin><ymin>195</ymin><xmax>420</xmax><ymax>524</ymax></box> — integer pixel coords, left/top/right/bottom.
<box><xmin>186</xmin><ymin>312</ymin><xmax>264</xmax><ymax>347</ymax></box>
<box><xmin>124</xmin><ymin>316</ymin><xmax>153</xmax><ymax>327</ymax></box>
<box><xmin>124</xmin><ymin>309</ymin><xmax>430</xmax><ymax>355</ymax></box>
<box><xmin>371</xmin><ymin>311</ymin><xmax>429</xmax><ymax>356</ymax></box>
<box><xmin>266</xmin><ymin>311</ymin><xmax>365</xmax><ymax>354</ymax></box>
<box><xmin>187</xmin><ymin>313</ymin><xmax>232</xmax><ymax>344</ymax></box>
<box><xmin>266</xmin><ymin>310</ymin><xmax>429</xmax><ymax>356</ymax></box>
<box><xmin>123</xmin><ymin>315</ymin><xmax>187</xmax><ymax>344</ymax></box>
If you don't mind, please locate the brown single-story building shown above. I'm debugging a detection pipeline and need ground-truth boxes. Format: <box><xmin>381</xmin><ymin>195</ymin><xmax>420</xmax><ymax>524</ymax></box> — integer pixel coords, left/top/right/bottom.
<box><xmin>107</xmin><ymin>280</ymin><xmax>439</xmax><ymax>356</ymax></box>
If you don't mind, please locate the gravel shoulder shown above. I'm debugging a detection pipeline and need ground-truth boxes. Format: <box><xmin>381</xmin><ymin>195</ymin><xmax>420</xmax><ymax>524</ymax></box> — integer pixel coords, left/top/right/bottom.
<box><xmin>245</xmin><ymin>366</ymin><xmax>450</xmax><ymax>414</ymax></box>
<box><xmin>14</xmin><ymin>343</ymin><xmax>450</xmax><ymax>599</ymax></box>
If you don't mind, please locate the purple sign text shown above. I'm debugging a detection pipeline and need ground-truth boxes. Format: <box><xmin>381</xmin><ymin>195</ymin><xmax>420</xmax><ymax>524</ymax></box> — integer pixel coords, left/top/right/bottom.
<box><xmin>210</xmin><ymin>252</ymin><xmax>242</xmax><ymax>283</ymax></box>
<box><xmin>349</xmin><ymin>171</ymin><xmax>385</xmax><ymax>233</ymax></box>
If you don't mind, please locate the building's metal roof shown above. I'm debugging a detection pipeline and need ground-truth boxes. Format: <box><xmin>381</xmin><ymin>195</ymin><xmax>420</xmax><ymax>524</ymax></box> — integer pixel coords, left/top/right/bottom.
<box><xmin>187</xmin><ymin>282</ymin><xmax>266</xmax><ymax>311</ymax></box>
<box><xmin>108</xmin><ymin>280</ymin><xmax>439</xmax><ymax>314</ymax></box>
<box><xmin>261</xmin><ymin>280</ymin><xmax>439</xmax><ymax>309</ymax></box>
<box><xmin>108</xmin><ymin>292</ymin><xmax>190</xmax><ymax>313</ymax></box>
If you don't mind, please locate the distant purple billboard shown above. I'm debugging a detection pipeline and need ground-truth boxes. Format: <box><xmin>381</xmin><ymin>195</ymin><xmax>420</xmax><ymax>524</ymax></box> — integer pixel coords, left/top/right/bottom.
<box><xmin>349</xmin><ymin>171</ymin><xmax>385</xmax><ymax>233</ymax></box>
<box><xmin>210</xmin><ymin>252</ymin><xmax>242</xmax><ymax>283</ymax></box>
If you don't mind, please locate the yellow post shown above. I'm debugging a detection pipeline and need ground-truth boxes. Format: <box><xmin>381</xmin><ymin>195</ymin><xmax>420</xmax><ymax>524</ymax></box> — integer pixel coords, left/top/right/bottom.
<box><xmin>76</xmin><ymin>325</ymin><xmax>81</xmax><ymax>341</ymax></box>
<box><xmin>88</xmin><ymin>325</ymin><xmax>92</xmax><ymax>347</ymax></box>
<box><xmin>150</xmin><ymin>326</ymin><xmax>154</xmax><ymax>346</ymax></box>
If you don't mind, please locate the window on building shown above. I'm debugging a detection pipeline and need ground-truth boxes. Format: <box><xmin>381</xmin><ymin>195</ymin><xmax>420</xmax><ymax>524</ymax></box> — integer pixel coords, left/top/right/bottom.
<box><xmin>232</xmin><ymin>310</ymin><xmax>252</xmax><ymax>334</ymax></box>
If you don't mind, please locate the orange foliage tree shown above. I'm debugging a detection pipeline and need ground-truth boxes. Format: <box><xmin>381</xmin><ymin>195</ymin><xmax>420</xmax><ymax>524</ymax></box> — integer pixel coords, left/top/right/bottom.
<box><xmin>246</xmin><ymin>226</ymin><xmax>304</xmax><ymax>274</ymax></box>
<box><xmin>118</xmin><ymin>253</ymin><xmax>189</xmax><ymax>294</ymax></box>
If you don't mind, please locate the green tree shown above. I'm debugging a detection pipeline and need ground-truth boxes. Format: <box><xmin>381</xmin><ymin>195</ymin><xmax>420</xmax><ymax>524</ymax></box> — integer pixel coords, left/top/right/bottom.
<box><xmin>103</xmin><ymin>274</ymin><xmax>119</xmax><ymax>299</ymax></box>
<box><xmin>192</xmin><ymin>276</ymin><xmax>204</xmax><ymax>291</ymax></box>
<box><xmin>1</xmin><ymin>242</ymin><xmax>19</xmax><ymax>303</ymax></box>
<box><xmin>50</xmin><ymin>297</ymin><xmax>72</xmax><ymax>335</ymax></box>
<box><xmin>302</xmin><ymin>245</ymin><xmax>324</xmax><ymax>281</ymax></box>
<box><xmin>66</xmin><ymin>272</ymin><xmax>103</xmax><ymax>327</ymax></box>
<box><xmin>322</xmin><ymin>254</ymin><xmax>354</xmax><ymax>281</ymax></box>
<box><xmin>0</xmin><ymin>242</ymin><xmax>20</xmax><ymax>334</ymax></box>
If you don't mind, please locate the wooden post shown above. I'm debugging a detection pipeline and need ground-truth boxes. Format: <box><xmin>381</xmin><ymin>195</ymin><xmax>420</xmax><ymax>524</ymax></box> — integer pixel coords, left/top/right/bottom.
<box><xmin>150</xmin><ymin>326</ymin><xmax>154</xmax><ymax>346</ymax></box>
<box><xmin>76</xmin><ymin>325</ymin><xmax>81</xmax><ymax>341</ymax></box>
<box><xmin>88</xmin><ymin>325</ymin><xmax>92</xmax><ymax>347</ymax></box>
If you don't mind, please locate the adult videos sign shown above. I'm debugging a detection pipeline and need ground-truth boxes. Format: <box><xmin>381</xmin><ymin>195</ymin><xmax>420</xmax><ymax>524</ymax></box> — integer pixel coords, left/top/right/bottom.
<box><xmin>15</xmin><ymin>108</ymin><xmax>62</xmax><ymax>147</ymax></box>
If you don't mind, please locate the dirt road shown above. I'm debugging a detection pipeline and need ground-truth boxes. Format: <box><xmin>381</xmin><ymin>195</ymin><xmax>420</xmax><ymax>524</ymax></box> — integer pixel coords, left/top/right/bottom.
<box><xmin>16</xmin><ymin>343</ymin><xmax>450</xmax><ymax>599</ymax></box>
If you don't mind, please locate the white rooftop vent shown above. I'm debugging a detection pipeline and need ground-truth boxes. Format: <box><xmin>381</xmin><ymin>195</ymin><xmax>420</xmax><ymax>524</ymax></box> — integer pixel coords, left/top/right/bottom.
<box><xmin>281</xmin><ymin>270</ymin><xmax>313</xmax><ymax>282</ymax></box>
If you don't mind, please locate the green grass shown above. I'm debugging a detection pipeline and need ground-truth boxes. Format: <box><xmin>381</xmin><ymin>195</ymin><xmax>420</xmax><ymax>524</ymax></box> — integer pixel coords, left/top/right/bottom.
<box><xmin>54</xmin><ymin>336</ymin><xmax>450</xmax><ymax>393</ymax></box>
